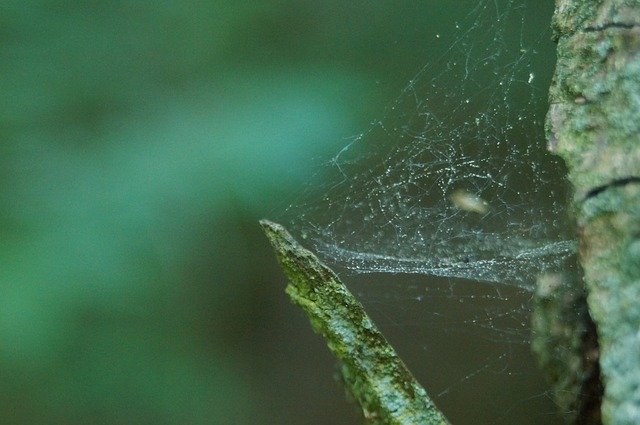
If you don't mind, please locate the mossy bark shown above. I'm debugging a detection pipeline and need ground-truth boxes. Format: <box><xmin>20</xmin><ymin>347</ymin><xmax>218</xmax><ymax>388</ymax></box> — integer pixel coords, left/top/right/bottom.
<box><xmin>545</xmin><ymin>0</ymin><xmax>640</xmax><ymax>423</ymax></box>
<box><xmin>260</xmin><ymin>220</ymin><xmax>449</xmax><ymax>425</ymax></box>
<box><xmin>531</xmin><ymin>269</ymin><xmax>601</xmax><ymax>424</ymax></box>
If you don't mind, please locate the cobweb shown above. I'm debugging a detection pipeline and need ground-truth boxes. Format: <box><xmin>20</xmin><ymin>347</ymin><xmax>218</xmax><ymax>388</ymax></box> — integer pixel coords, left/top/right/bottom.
<box><xmin>287</xmin><ymin>0</ymin><xmax>574</xmax><ymax>290</ymax></box>
<box><xmin>283</xmin><ymin>1</ymin><xmax>577</xmax><ymax>423</ymax></box>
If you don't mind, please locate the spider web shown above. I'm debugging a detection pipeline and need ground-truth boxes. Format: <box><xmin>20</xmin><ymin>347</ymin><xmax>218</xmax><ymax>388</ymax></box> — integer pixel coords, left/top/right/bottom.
<box><xmin>287</xmin><ymin>0</ymin><xmax>574</xmax><ymax>290</ymax></box>
<box><xmin>282</xmin><ymin>1</ymin><xmax>578</xmax><ymax>423</ymax></box>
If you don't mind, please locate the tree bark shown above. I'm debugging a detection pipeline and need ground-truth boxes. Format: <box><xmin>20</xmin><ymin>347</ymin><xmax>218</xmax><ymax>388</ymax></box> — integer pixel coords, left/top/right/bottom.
<box><xmin>546</xmin><ymin>1</ymin><xmax>640</xmax><ymax>423</ymax></box>
<box><xmin>260</xmin><ymin>220</ymin><xmax>450</xmax><ymax>425</ymax></box>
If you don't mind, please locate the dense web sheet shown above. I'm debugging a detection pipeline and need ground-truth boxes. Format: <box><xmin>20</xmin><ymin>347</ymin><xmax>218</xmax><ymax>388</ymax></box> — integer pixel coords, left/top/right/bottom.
<box><xmin>282</xmin><ymin>2</ymin><xmax>578</xmax><ymax>422</ymax></box>
<box><xmin>287</xmin><ymin>0</ymin><xmax>575</xmax><ymax>292</ymax></box>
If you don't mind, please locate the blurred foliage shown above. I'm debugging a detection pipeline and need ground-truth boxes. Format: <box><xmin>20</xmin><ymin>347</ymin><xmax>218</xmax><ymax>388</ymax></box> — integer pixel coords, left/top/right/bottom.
<box><xmin>0</xmin><ymin>1</ymin><xmax>554</xmax><ymax>424</ymax></box>
<box><xmin>0</xmin><ymin>1</ymin><xmax>444</xmax><ymax>424</ymax></box>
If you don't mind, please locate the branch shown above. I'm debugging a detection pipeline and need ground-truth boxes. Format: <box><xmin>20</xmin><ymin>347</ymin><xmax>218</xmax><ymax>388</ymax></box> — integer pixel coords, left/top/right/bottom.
<box><xmin>260</xmin><ymin>220</ymin><xmax>450</xmax><ymax>425</ymax></box>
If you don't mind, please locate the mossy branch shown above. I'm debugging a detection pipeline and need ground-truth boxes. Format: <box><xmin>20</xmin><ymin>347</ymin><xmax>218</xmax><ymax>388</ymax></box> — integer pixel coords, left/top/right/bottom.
<box><xmin>260</xmin><ymin>220</ymin><xmax>450</xmax><ymax>425</ymax></box>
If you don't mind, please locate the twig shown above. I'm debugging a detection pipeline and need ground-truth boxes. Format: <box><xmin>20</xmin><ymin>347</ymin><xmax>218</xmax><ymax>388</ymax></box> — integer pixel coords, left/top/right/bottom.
<box><xmin>260</xmin><ymin>220</ymin><xmax>450</xmax><ymax>425</ymax></box>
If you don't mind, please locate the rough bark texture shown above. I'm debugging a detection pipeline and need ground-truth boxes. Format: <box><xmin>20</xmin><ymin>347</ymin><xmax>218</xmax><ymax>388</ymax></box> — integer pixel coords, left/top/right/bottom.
<box><xmin>531</xmin><ymin>269</ymin><xmax>602</xmax><ymax>424</ymax></box>
<box><xmin>260</xmin><ymin>220</ymin><xmax>450</xmax><ymax>425</ymax></box>
<box><xmin>546</xmin><ymin>0</ymin><xmax>640</xmax><ymax>423</ymax></box>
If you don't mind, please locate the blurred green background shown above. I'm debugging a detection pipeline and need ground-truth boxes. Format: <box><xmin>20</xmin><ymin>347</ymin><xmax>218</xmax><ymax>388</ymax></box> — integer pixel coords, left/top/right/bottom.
<box><xmin>1</xmin><ymin>1</ymin><xmax>556</xmax><ymax>424</ymax></box>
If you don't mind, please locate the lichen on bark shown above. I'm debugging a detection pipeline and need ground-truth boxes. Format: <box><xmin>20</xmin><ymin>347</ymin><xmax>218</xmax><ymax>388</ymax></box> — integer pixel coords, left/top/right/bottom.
<box><xmin>545</xmin><ymin>0</ymin><xmax>640</xmax><ymax>423</ymax></box>
<box><xmin>260</xmin><ymin>220</ymin><xmax>449</xmax><ymax>425</ymax></box>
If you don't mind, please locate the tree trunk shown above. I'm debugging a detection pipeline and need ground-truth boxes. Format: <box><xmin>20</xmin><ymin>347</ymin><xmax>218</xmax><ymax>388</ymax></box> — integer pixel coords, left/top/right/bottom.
<box><xmin>546</xmin><ymin>0</ymin><xmax>640</xmax><ymax>423</ymax></box>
